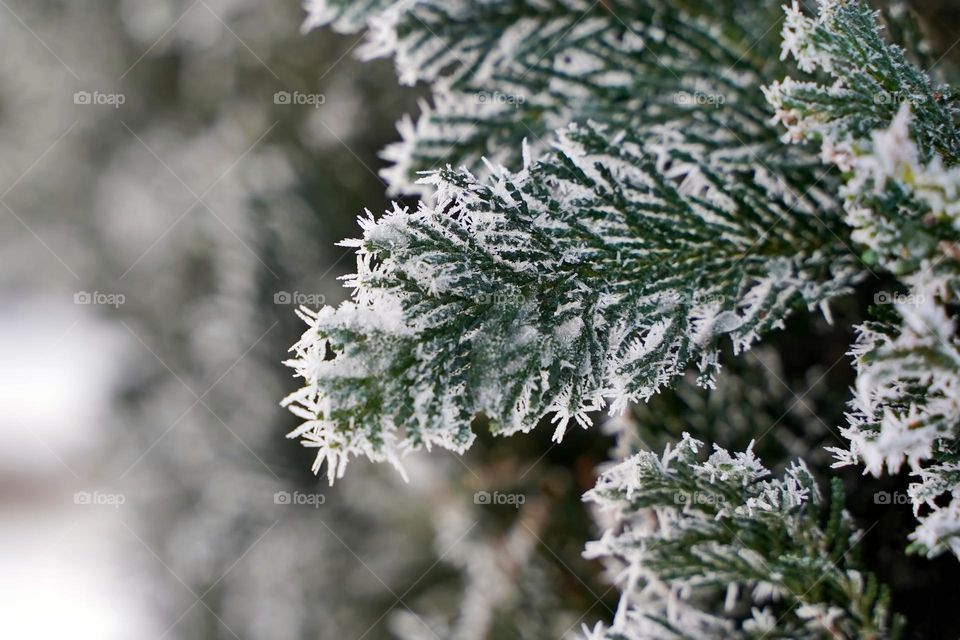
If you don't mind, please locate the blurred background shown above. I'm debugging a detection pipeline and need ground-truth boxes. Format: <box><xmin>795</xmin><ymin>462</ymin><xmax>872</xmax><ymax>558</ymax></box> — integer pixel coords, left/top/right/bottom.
<box><xmin>2</xmin><ymin>2</ymin><xmax>959</xmax><ymax>639</ymax></box>
<box><xmin>0</xmin><ymin>1</ymin><xmax>615</xmax><ymax>638</ymax></box>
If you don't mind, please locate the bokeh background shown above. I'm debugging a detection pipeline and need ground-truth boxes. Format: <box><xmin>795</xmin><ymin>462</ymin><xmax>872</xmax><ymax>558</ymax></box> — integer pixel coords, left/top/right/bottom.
<box><xmin>0</xmin><ymin>2</ymin><xmax>614</xmax><ymax>638</ymax></box>
<box><xmin>3</xmin><ymin>2</ymin><xmax>960</xmax><ymax>639</ymax></box>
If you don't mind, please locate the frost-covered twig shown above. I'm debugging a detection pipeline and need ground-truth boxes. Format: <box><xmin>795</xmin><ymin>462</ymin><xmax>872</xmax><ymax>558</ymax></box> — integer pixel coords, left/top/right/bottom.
<box><xmin>582</xmin><ymin>435</ymin><xmax>902</xmax><ymax>639</ymax></box>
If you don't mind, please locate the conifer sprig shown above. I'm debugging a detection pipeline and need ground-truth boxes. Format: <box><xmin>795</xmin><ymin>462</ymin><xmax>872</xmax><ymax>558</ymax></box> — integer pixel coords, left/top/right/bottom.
<box><xmin>769</xmin><ymin>0</ymin><xmax>960</xmax><ymax>560</ymax></box>
<box><xmin>283</xmin><ymin>121</ymin><xmax>858</xmax><ymax>484</ymax></box>
<box><xmin>583</xmin><ymin>435</ymin><xmax>902</xmax><ymax>639</ymax></box>
<box><xmin>286</xmin><ymin>0</ymin><xmax>864</xmax><ymax>484</ymax></box>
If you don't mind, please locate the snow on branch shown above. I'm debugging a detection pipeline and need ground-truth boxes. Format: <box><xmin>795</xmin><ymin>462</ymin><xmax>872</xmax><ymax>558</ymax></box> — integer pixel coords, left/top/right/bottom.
<box><xmin>582</xmin><ymin>435</ymin><xmax>902</xmax><ymax>639</ymax></box>
<box><xmin>770</xmin><ymin>0</ymin><xmax>960</xmax><ymax>559</ymax></box>
<box><xmin>283</xmin><ymin>122</ymin><xmax>858</xmax><ymax>484</ymax></box>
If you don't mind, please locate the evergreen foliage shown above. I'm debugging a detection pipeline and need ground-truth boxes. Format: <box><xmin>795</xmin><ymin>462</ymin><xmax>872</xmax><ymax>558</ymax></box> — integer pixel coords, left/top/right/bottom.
<box><xmin>769</xmin><ymin>0</ymin><xmax>960</xmax><ymax>560</ymax></box>
<box><xmin>583</xmin><ymin>434</ymin><xmax>902</xmax><ymax>639</ymax></box>
<box><xmin>286</xmin><ymin>0</ymin><xmax>960</xmax><ymax>635</ymax></box>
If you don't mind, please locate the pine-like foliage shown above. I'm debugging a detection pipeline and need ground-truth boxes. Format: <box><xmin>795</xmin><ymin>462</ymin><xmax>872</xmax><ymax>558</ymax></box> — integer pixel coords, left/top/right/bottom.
<box><xmin>582</xmin><ymin>435</ymin><xmax>901</xmax><ymax>639</ymax></box>
<box><xmin>766</xmin><ymin>0</ymin><xmax>959</xmax><ymax>166</ymax></box>
<box><xmin>286</xmin><ymin>0</ymin><xmax>960</xmax><ymax>635</ymax></box>
<box><xmin>282</xmin><ymin>122</ymin><xmax>857</xmax><ymax>482</ymax></box>
<box><xmin>768</xmin><ymin>0</ymin><xmax>960</xmax><ymax>559</ymax></box>
<box><xmin>284</xmin><ymin>0</ymin><xmax>862</xmax><ymax>483</ymax></box>
<box><xmin>841</xmin><ymin>281</ymin><xmax>960</xmax><ymax>558</ymax></box>
<box><xmin>305</xmin><ymin>0</ymin><xmax>835</xmax><ymax>197</ymax></box>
